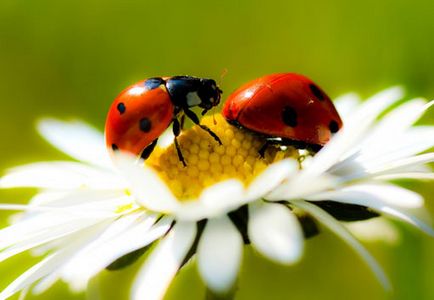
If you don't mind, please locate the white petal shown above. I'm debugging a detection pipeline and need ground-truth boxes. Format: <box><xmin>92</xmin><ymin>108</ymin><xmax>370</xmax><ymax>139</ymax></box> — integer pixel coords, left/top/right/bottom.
<box><xmin>248</xmin><ymin>202</ymin><xmax>303</xmax><ymax>264</ymax></box>
<box><xmin>359</xmin><ymin>99</ymin><xmax>429</xmax><ymax>149</ymax></box>
<box><xmin>197</xmin><ymin>216</ymin><xmax>243</xmax><ymax>293</ymax></box>
<box><xmin>0</xmin><ymin>162</ymin><xmax>127</xmax><ymax>190</ymax></box>
<box><xmin>37</xmin><ymin>118</ymin><xmax>112</xmax><ymax>168</ymax></box>
<box><xmin>0</xmin><ymin>212</ymin><xmax>110</xmax><ymax>250</ymax></box>
<box><xmin>132</xmin><ymin>222</ymin><xmax>196</xmax><ymax>300</ymax></box>
<box><xmin>345</xmin><ymin>86</ymin><xmax>404</xmax><ymax>128</ymax></box>
<box><xmin>32</xmin><ymin>190</ymin><xmax>128</xmax><ymax>207</ymax></box>
<box><xmin>307</xmin><ymin>184</ymin><xmax>423</xmax><ymax>208</ymax></box>
<box><xmin>195</xmin><ymin>180</ymin><xmax>245</xmax><ymax>217</ymax></box>
<box><xmin>62</xmin><ymin>215</ymin><xmax>171</xmax><ymax>290</ymax></box>
<box><xmin>334</xmin><ymin>93</ymin><xmax>361</xmax><ymax>120</ymax></box>
<box><xmin>373</xmin><ymin>172</ymin><xmax>434</xmax><ymax>180</ymax></box>
<box><xmin>367</xmin><ymin>153</ymin><xmax>434</xmax><ymax>175</ymax></box>
<box><xmin>359</xmin><ymin>127</ymin><xmax>434</xmax><ymax>168</ymax></box>
<box><xmin>0</xmin><ymin>218</ymin><xmax>110</xmax><ymax>263</ymax></box>
<box><xmin>32</xmin><ymin>273</ymin><xmax>59</xmax><ymax>295</ymax></box>
<box><xmin>199</xmin><ymin>180</ymin><xmax>245</xmax><ymax>209</ymax></box>
<box><xmin>61</xmin><ymin>213</ymin><xmax>161</xmax><ymax>272</ymax></box>
<box><xmin>156</xmin><ymin>127</ymin><xmax>175</xmax><ymax>148</ymax></box>
<box><xmin>0</xmin><ymin>254</ymin><xmax>64</xmax><ymax>300</ymax></box>
<box><xmin>246</xmin><ymin>159</ymin><xmax>298</xmax><ymax>199</ymax></box>
<box><xmin>28</xmin><ymin>191</ymin><xmax>69</xmax><ymax>206</ymax></box>
<box><xmin>305</xmin><ymin>184</ymin><xmax>434</xmax><ymax>235</ymax></box>
<box><xmin>380</xmin><ymin>206</ymin><xmax>434</xmax><ymax>236</ymax></box>
<box><xmin>174</xmin><ymin>180</ymin><xmax>246</xmax><ymax>221</ymax></box>
<box><xmin>115</xmin><ymin>154</ymin><xmax>179</xmax><ymax>212</ymax></box>
<box><xmin>266</xmin><ymin>174</ymin><xmax>337</xmax><ymax>201</ymax></box>
<box><xmin>293</xmin><ymin>200</ymin><xmax>391</xmax><ymax>291</ymax></box>
<box><xmin>301</xmin><ymin>87</ymin><xmax>404</xmax><ymax>179</ymax></box>
<box><xmin>346</xmin><ymin>218</ymin><xmax>400</xmax><ymax>245</ymax></box>
<box><xmin>0</xmin><ymin>221</ymin><xmax>108</xmax><ymax>299</ymax></box>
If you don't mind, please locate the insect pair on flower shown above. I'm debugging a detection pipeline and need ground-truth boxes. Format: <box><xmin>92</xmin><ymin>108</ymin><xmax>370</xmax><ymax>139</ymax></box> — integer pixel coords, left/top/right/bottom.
<box><xmin>105</xmin><ymin>73</ymin><xmax>343</xmax><ymax>165</ymax></box>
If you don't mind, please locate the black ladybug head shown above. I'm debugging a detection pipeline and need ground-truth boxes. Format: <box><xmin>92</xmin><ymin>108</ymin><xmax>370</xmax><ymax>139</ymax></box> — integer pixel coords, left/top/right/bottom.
<box><xmin>166</xmin><ymin>76</ymin><xmax>222</xmax><ymax>114</ymax></box>
<box><xmin>198</xmin><ymin>78</ymin><xmax>222</xmax><ymax>114</ymax></box>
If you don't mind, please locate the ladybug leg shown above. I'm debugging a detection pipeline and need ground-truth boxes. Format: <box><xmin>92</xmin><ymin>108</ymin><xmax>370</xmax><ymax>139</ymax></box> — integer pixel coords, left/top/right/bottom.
<box><xmin>140</xmin><ymin>138</ymin><xmax>158</xmax><ymax>160</ymax></box>
<box><xmin>184</xmin><ymin>108</ymin><xmax>222</xmax><ymax>145</ymax></box>
<box><xmin>258</xmin><ymin>141</ymin><xmax>269</xmax><ymax>158</ymax></box>
<box><xmin>180</xmin><ymin>114</ymin><xmax>186</xmax><ymax>130</ymax></box>
<box><xmin>172</xmin><ymin>118</ymin><xmax>187</xmax><ymax>167</ymax></box>
<box><xmin>259</xmin><ymin>139</ymin><xmax>284</xmax><ymax>158</ymax></box>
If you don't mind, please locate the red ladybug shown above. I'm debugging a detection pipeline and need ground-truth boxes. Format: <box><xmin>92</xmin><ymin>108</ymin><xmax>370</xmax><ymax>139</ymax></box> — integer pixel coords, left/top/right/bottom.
<box><xmin>222</xmin><ymin>73</ymin><xmax>342</xmax><ymax>155</ymax></box>
<box><xmin>105</xmin><ymin>76</ymin><xmax>222</xmax><ymax>166</ymax></box>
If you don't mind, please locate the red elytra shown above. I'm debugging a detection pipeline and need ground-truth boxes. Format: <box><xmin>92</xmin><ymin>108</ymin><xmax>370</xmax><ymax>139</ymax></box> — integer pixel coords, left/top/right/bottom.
<box><xmin>222</xmin><ymin>73</ymin><xmax>343</xmax><ymax>150</ymax></box>
<box><xmin>105</xmin><ymin>79</ymin><xmax>173</xmax><ymax>156</ymax></box>
<box><xmin>105</xmin><ymin>76</ymin><xmax>222</xmax><ymax>164</ymax></box>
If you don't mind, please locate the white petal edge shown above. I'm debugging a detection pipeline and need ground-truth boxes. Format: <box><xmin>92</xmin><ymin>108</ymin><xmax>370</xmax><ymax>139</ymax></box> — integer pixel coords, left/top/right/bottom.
<box><xmin>359</xmin><ymin>127</ymin><xmax>434</xmax><ymax>168</ymax></box>
<box><xmin>307</xmin><ymin>184</ymin><xmax>424</xmax><ymax>208</ymax></box>
<box><xmin>300</xmin><ymin>87</ymin><xmax>404</xmax><ymax>179</ymax></box>
<box><xmin>61</xmin><ymin>216</ymin><xmax>172</xmax><ymax>289</ymax></box>
<box><xmin>248</xmin><ymin>202</ymin><xmax>303</xmax><ymax>264</ymax></box>
<box><xmin>373</xmin><ymin>172</ymin><xmax>434</xmax><ymax>180</ymax></box>
<box><xmin>359</xmin><ymin>99</ymin><xmax>430</xmax><ymax>150</ymax></box>
<box><xmin>293</xmin><ymin>200</ymin><xmax>391</xmax><ymax>291</ymax></box>
<box><xmin>333</xmin><ymin>92</ymin><xmax>361</xmax><ymax>120</ymax></box>
<box><xmin>132</xmin><ymin>221</ymin><xmax>196</xmax><ymax>300</ymax></box>
<box><xmin>0</xmin><ymin>212</ymin><xmax>112</xmax><ymax>250</ymax></box>
<box><xmin>37</xmin><ymin>118</ymin><xmax>112</xmax><ymax>168</ymax></box>
<box><xmin>171</xmin><ymin>180</ymin><xmax>243</xmax><ymax>221</ymax></box>
<box><xmin>0</xmin><ymin>162</ymin><xmax>127</xmax><ymax>190</ymax></box>
<box><xmin>0</xmin><ymin>221</ymin><xmax>108</xmax><ymax>300</ymax></box>
<box><xmin>266</xmin><ymin>174</ymin><xmax>338</xmax><ymax>201</ymax></box>
<box><xmin>345</xmin><ymin>218</ymin><xmax>400</xmax><ymax>245</ymax></box>
<box><xmin>305</xmin><ymin>186</ymin><xmax>434</xmax><ymax>236</ymax></box>
<box><xmin>367</xmin><ymin>153</ymin><xmax>434</xmax><ymax>175</ymax></box>
<box><xmin>197</xmin><ymin>216</ymin><xmax>243</xmax><ymax>294</ymax></box>
<box><xmin>246</xmin><ymin>159</ymin><xmax>298</xmax><ymax>199</ymax></box>
<box><xmin>115</xmin><ymin>153</ymin><xmax>179</xmax><ymax>212</ymax></box>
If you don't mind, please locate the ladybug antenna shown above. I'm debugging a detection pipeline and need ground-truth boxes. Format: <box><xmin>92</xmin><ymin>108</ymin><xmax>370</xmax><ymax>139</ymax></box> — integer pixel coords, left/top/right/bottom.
<box><xmin>219</xmin><ymin>68</ymin><xmax>228</xmax><ymax>86</ymax></box>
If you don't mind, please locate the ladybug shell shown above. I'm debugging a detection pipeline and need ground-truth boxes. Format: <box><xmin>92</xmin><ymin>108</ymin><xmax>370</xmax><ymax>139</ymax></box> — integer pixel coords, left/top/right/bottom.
<box><xmin>105</xmin><ymin>79</ymin><xmax>174</xmax><ymax>155</ymax></box>
<box><xmin>222</xmin><ymin>73</ymin><xmax>343</xmax><ymax>146</ymax></box>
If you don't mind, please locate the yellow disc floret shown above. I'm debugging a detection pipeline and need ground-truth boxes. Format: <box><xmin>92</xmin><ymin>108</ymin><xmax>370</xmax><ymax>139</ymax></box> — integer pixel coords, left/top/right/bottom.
<box><xmin>146</xmin><ymin>114</ymin><xmax>298</xmax><ymax>200</ymax></box>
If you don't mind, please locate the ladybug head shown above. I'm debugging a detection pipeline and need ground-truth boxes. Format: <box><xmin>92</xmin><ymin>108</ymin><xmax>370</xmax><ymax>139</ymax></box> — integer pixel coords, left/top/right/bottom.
<box><xmin>197</xmin><ymin>78</ymin><xmax>222</xmax><ymax>115</ymax></box>
<box><xmin>166</xmin><ymin>76</ymin><xmax>222</xmax><ymax>115</ymax></box>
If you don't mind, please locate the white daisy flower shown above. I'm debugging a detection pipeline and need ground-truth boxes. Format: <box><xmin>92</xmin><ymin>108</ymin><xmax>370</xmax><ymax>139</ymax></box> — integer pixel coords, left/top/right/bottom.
<box><xmin>0</xmin><ymin>87</ymin><xmax>432</xmax><ymax>299</ymax></box>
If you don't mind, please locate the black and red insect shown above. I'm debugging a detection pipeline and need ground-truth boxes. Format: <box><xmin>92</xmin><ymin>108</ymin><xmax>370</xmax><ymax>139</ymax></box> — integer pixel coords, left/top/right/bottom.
<box><xmin>105</xmin><ymin>76</ymin><xmax>222</xmax><ymax>166</ymax></box>
<box><xmin>222</xmin><ymin>73</ymin><xmax>343</xmax><ymax>155</ymax></box>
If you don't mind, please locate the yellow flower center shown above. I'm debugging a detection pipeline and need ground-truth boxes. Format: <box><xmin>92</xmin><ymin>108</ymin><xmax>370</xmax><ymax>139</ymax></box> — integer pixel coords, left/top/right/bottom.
<box><xmin>146</xmin><ymin>114</ymin><xmax>299</xmax><ymax>200</ymax></box>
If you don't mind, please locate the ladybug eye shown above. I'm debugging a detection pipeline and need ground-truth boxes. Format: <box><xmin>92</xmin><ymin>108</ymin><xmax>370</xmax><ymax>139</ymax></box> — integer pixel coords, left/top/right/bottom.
<box><xmin>309</xmin><ymin>84</ymin><xmax>324</xmax><ymax>101</ymax></box>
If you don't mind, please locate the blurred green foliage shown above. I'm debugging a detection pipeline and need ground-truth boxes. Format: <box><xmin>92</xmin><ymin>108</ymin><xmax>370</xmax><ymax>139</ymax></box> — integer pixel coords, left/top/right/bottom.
<box><xmin>1</xmin><ymin>0</ymin><xmax>434</xmax><ymax>299</ymax></box>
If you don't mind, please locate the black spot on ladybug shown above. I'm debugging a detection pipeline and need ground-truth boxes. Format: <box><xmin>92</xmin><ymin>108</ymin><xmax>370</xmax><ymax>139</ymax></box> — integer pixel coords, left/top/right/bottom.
<box><xmin>139</xmin><ymin>118</ymin><xmax>152</xmax><ymax>132</ymax></box>
<box><xmin>329</xmin><ymin>120</ymin><xmax>339</xmax><ymax>133</ymax></box>
<box><xmin>282</xmin><ymin>106</ymin><xmax>298</xmax><ymax>127</ymax></box>
<box><xmin>111</xmin><ymin>144</ymin><xmax>119</xmax><ymax>151</ymax></box>
<box><xmin>117</xmin><ymin>102</ymin><xmax>126</xmax><ymax>114</ymax></box>
<box><xmin>309</xmin><ymin>84</ymin><xmax>324</xmax><ymax>101</ymax></box>
<box><xmin>144</xmin><ymin>78</ymin><xmax>165</xmax><ymax>90</ymax></box>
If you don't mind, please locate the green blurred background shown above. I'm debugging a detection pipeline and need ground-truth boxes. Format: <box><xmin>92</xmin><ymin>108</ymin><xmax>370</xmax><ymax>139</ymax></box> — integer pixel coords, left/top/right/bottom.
<box><xmin>1</xmin><ymin>0</ymin><xmax>434</xmax><ymax>299</ymax></box>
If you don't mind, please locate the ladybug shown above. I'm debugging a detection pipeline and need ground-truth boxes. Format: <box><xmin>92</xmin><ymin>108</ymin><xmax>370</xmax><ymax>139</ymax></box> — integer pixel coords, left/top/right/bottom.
<box><xmin>222</xmin><ymin>73</ymin><xmax>343</xmax><ymax>155</ymax></box>
<box><xmin>105</xmin><ymin>76</ymin><xmax>222</xmax><ymax>166</ymax></box>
